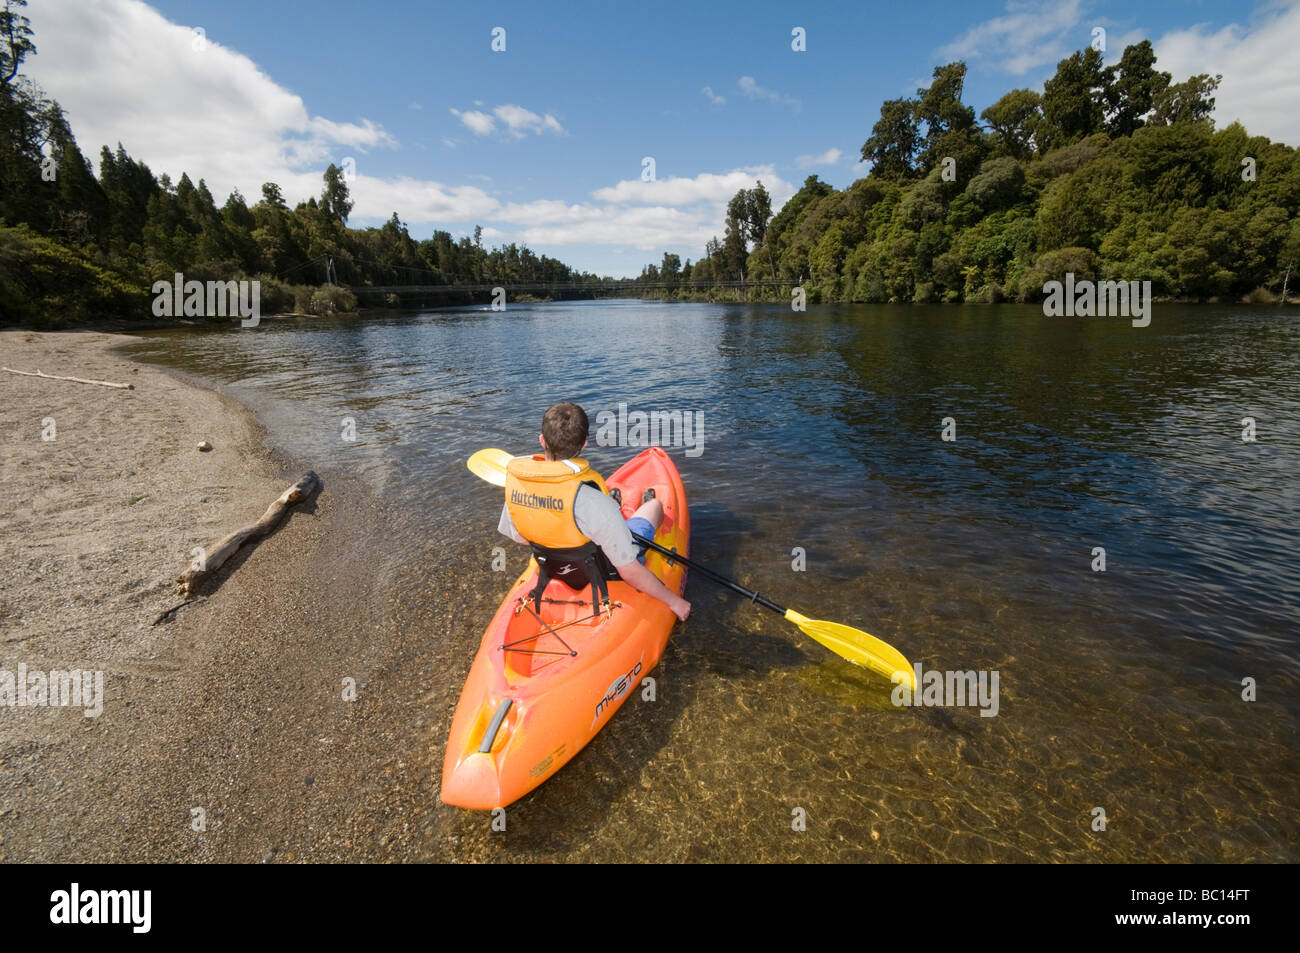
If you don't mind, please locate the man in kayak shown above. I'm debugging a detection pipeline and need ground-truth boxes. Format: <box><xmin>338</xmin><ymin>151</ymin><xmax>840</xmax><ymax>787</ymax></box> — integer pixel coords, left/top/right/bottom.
<box><xmin>498</xmin><ymin>402</ymin><xmax>691</xmax><ymax>621</ymax></box>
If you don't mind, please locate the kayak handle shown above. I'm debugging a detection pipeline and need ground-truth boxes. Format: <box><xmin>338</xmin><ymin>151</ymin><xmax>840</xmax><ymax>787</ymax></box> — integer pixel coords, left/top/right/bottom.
<box><xmin>478</xmin><ymin>697</ymin><xmax>513</xmax><ymax>754</ymax></box>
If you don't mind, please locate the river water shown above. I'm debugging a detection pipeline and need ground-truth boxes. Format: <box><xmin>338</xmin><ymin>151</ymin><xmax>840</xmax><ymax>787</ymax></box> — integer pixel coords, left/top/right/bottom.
<box><xmin>120</xmin><ymin>299</ymin><xmax>1299</xmax><ymax>862</ymax></box>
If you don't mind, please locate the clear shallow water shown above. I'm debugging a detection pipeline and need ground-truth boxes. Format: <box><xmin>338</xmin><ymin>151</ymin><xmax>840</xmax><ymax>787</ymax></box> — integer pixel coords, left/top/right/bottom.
<box><xmin>121</xmin><ymin>300</ymin><xmax>1299</xmax><ymax>862</ymax></box>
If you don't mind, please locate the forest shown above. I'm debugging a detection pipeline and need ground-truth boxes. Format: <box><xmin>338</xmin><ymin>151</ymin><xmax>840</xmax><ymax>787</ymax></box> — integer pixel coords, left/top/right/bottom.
<box><xmin>642</xmin><ymin>44</ymin><xmax>1300</xmax><ymax>305</ymax></box>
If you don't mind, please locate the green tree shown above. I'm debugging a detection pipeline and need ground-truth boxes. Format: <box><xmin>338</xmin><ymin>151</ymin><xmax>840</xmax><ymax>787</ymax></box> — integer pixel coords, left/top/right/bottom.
<box><xmin>1040</xmin><ymin>48</ymin><xmax>1107</xmax><ymax>150</ymax></box>
<box><xmin>261</xmin><ymin>182</ymin><xmax>287</xmax><ymax>208</ymax></box>
<box><xmin>0</xmin><ymin>0</ymin><xmax>35</xmax><ymax>88</ymax></box>
<box><xmin>1128</xmin><ymin>123</ymin><xmax>1214</xmax><ymax>209</ymax></box>
<box><xmin>1151</xmin><ymin>73</ymin><xmax>1221</xmax><ymax>126</ymax></box>
<box><xmin>660</xmin><ymin>252</ymin><xmax>681</xmax><ymax>286</ymax></box>
<box><xmin>981</xmin><ymin>89</ymin><xmax>1042</xmax><ymax>159</ymax></box>
<box><xmin>220</xmin><ymin>189</ymin><xmax>259</xmax><ymax>273</ymax></box>
<box><xmin>768</xmin><ymin>174</ymin><xmax>833</xmax><ymax>249</ymax></box>
<box><xmin>42</xmin><ymin>103</ymin><xmax>108</xmax><ymax>246</ymax></box>
<box><xmin>914</xmin><ymin>62</ymin><xmax>982</xmax><ymax>179</ymax></box>
<box><xmin>320</xmin><ymin>163</ymin><xmax>353</xmax><ymax>224</ymax></box>
<box><xmin>1103</xmin><ymin>40</ymin><xmax>1170</xmax><ymax>137</ymax></box>
<box><xmin>965</xmin><ymin>156</ymin><xmax>1025</xmax><ymax>211</ymax></box>
<box><xmin>724</xmin><ymin>180</ymin><xmax>775</xmax><ymax>279</ymax></box>
<box><xmin>0</xmin><ymin>0</ymin><xmax>48</xmax><ymax>230</ymax></box>
<box><xmin>861</xmin><ymin>97</ymin><xmax>920</xmax><ymax>181</ymax></box>
<box><xmin>98</xmin><ymin>144</ymin><xmax>159</xmax><ymax>256</ymax></box>
<box><xmin>719</xmin><ymin>221</ymin><xmax>747</xmax><ymax>281</ymax></box>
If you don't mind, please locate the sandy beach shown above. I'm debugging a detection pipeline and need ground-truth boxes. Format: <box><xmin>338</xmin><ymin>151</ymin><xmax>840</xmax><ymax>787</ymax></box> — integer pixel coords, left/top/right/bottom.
<box><xmin>1</xmin><ymin>331</ymin><xmax>289</xmax><ymax>660</ymax></box>
<box><xmin>0</xmin><ymin>331</ymin><xmax>418</xmax><ymax>862</ymax></box>
<box><xmin>0</xmin><ymin>331</ymin><xmax>634</xmax><ymax>864</ymax></box>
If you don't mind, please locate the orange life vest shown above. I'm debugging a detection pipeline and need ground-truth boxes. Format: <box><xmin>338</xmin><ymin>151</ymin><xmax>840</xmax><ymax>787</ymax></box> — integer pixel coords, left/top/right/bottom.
<box><xmin>504</xmin><ymin>456</ymin><xmax>617</xmax><ymax>610</ymax></box>
<box><xmin>504</xmin><ymin>456</ymin><xmax>609</xmax><ymax>548</ymax></box>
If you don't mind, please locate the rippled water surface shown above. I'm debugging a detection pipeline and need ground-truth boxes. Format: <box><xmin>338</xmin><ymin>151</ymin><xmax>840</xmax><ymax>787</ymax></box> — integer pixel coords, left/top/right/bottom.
<box><xmin>121</xmin><ymin>300</ymin><xmax>1300</xmax><ymax>862</ymax></box>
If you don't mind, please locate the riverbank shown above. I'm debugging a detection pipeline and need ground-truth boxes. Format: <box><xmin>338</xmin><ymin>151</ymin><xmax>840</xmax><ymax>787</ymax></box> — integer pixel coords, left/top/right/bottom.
<box><xmin>0</xmin><ymin>329</ymin><xmax>625</xmax><ymax>863</ymax></box>
<box><xmin>0</xmin><ymin>330</ymin><xmax>408</xmax><ymax>861</ymax></box>
<box><xmin>631</xmin><ymin>286</ymin><xmax>1300</xmax><ymax>306</ymax></box>
<box><xmin>0</xmin><ymin>331</ymin><xmax>295</xmax><ymax>657</ymax></box>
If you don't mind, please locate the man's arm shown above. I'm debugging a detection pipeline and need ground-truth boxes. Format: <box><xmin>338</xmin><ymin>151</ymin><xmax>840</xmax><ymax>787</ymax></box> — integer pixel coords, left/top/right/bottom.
<box><xmin>614</xmin><ymin>558</ymin><xmax>690</xmax><ymax>621</ymax></box>
<box><xmin>497</xmin><ymin>503</ymin><xmax>526</xmax><ymax>544</ymax></box>
<box><xmin>573</xmin><ymin>487</ymin><xmax>689</xmax><ymax>621</ymax></box>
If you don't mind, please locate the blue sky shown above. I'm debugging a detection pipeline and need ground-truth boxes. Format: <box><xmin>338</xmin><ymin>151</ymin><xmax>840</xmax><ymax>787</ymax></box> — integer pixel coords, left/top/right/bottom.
<box><xmin>26</xmin><ymin>0</ymin><xmax>1298</xmax><ymax>277</ymax></box>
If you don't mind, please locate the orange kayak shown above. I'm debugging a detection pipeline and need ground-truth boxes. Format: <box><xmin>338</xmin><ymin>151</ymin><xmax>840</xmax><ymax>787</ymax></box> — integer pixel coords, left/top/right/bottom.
<box><xmin>441</xmin><ymin>446</ymin><xmax>689</xmax><ymax>810</ymax></box>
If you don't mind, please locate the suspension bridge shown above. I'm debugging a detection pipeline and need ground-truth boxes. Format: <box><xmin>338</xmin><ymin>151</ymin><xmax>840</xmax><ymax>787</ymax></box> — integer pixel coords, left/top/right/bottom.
<box><xmin>278</xmin><ymin>255</ymin><xmax>795</xmax><ymax>302</ymax></box>
<box><xmin>345</xmin><ymin>279</ymin><xmax>793</xmax><ymax>299</ymax></box>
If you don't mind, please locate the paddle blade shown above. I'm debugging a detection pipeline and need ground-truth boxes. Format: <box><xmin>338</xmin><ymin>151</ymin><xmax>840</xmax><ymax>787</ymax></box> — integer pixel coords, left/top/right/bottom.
<box><xmin>467</xmin><ymin>448</ymin><xmax>513</xmax><ymax>487</ymax></box>
<box><xmin>785</xmin><ymin>609</ymin><xmax>917</xmax><ymax>691</ymax></box>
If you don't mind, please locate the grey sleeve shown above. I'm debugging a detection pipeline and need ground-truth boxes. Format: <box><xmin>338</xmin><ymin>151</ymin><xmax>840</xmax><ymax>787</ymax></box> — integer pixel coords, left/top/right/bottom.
<box><xmin>497</xmin><ymin>502</ymin><xmax>526</xmax><ymax>544</ymax></box>
<box><xmin>574</xmin><ymin>486</ymin><xmax>640</xmax><ymax>567</ymax></box>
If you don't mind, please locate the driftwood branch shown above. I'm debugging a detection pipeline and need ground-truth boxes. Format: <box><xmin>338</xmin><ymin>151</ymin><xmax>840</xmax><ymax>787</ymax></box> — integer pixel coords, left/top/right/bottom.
<box><xmin>175</xmin><ymin>472</ymin><xmax>320</xmax><ymax>596</ymax></box>
<box><xmin>2</xmin><ymin>366</ymin><xmax>134</xmax><ymax>389</ymax></box>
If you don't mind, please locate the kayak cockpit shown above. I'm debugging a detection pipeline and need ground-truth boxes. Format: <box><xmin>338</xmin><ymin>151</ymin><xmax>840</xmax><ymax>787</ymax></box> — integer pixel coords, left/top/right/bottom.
<box><xmin>500</xmin><ymin>587</ymin><xmax>625</xmax><ymax>679</ymax></box>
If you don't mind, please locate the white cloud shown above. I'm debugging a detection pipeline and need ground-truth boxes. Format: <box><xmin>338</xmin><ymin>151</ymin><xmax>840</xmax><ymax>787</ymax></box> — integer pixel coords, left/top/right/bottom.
<box><xmin>701</xmin><ymin>85</ymin><xmax>726</xmax><ymax>106</ymax></box>
<box><xmin>937</xmin><ymin>0</ymin><xmax>1087</xmax><ymax>74</ymax></box>
<box><xmin>1103</xmin><ymin>28</ymin><xmax>1150</xmax><ymax>62</ymax></box>
<box><xmin>592</xmin><ymin>167</ymin><xmax>791</xmax><ymax>206</ymax></box>
<box><xmin>450</xmin><ymin>108</ymin><xmax>497</xmax><ymax>135</ymax></box>
<box><xmin>567</xmin><ymin>169</ymin><xmax>796</xmax><ymax>251</ymax></box>
<box><xmin>499</xmin><ymin>201</ymin><xmax>717</xmax><ymax>251</ymax></box>
<box><xmin>473</xmin><ymin>169</ymin><xmax>798</xmax><ymax>252</ymax></box>
<box><xmin>452</xmin><ymin>104</ymin><xmax>566</xmax><ymax>138</ymax></box>
<box><xmin>796</xmin><ymin>148</ymin><xmax>842</xmax><ymax>168</ymax></box>
<box><xmin>348</xmin><ymin>175</ymin><xmax>500</xmax><ymax>222</ymax></box>
<box><xmin>1153</xmin><ymin>2</ymin><xmax>1300</xmax><ymax>145</ymax></box>
<box><xmin>493</xmin><ymin>104</ymin><xmax>566</xmax><ymax>137</ymax></box>
<box><xmin>738</xmin><ymin>76</ymin><xmax>801</xmax><ymax>109</ymax></box>
<box><xmin>26</xmin><ymin>0</ymin><xmax>395</xmax><ymax>206</ymax></box>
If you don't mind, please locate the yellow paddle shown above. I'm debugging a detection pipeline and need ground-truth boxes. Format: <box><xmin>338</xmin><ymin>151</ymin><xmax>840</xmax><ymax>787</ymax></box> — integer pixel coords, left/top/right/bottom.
<box><xmin>467</xmin><ymin>448</ymin><xmax>917</xmax><ymax>690</ymax></box>
<box><xmin>466</xmin><ymin>447</ymin><xmax>514</xmax><ymax>488</ymax></box>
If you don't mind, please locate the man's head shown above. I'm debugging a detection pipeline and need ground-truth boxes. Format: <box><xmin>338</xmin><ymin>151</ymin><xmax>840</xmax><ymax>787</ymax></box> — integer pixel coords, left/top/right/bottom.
<box><xmin>540</xmin><ymin>402</ymin><xmax>588</xmax><ymax>460</ymax></box>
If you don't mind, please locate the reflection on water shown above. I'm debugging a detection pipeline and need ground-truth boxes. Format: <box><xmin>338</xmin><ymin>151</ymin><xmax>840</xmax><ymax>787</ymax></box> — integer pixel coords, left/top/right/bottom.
<box><xmin>121</xmin><ymin>300</ymin><xmax>1299</xmax><ymax>862</ymax></box>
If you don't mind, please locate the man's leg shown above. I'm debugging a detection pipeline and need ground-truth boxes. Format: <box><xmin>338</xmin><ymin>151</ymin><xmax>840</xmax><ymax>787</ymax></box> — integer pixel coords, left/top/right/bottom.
<box><xmin>624</xmin><ymin>493</ymin><xmax>663</xmax><ymax>564</ymax></box>
<box><xmin>631</xmin><ymin>497</ymin><xmax>663</xmax><ymax>531</ymax></box>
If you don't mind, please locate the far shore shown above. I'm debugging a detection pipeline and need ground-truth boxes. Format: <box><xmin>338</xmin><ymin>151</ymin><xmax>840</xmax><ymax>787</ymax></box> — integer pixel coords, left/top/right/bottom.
<box><xmin>2</xmin><ymin>293</ymin><xmax>1296</xmax><ymax>335</ymax></box>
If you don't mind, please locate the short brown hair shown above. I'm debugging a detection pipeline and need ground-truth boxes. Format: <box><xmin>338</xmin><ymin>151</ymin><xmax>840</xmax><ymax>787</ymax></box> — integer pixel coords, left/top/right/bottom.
<box><xmin>541</xmin><ymin>402</ymin><xmax>588</xmax><ymax>459</ymax></box>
